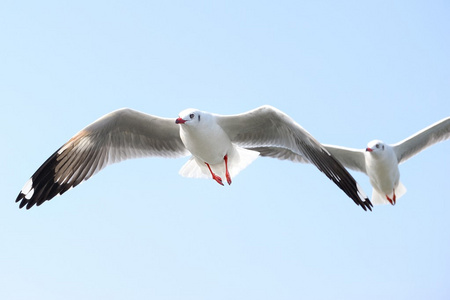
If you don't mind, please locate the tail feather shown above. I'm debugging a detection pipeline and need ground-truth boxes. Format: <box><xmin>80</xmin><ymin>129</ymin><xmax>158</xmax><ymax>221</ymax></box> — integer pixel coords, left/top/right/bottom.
<box><xmin>395</xmin><ymin>181</ymin><xmax>407</xmax><ymax>199</ymax></box>
<box><xmin>179</xmin><ymin>146</ymin><xmax>259</xmax><ymax>180</ymax></box>
<box><xmin>372</xmin><ymin>182</ymin><xmax>407</xmax><ymax>205</ymax></box>
<box><xmin>178</xmin><ymin>156</ymin><xmax>210</xmax><ymax>179</ymax></box>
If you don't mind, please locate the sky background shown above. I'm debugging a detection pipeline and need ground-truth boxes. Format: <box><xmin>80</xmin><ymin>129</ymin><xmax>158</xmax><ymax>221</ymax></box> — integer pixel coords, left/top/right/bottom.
<box><xmin>1</xmin><ymin>1</ymin><xmax>450</xmax><ymax>299</ymax></box>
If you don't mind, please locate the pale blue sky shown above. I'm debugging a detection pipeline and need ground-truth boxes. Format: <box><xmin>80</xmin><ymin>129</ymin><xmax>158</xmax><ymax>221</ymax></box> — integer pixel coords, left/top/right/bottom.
<box><xmin>1</xmin><ymin>1</ymin><xmax>450</xmax><ymax>299</ymax></box>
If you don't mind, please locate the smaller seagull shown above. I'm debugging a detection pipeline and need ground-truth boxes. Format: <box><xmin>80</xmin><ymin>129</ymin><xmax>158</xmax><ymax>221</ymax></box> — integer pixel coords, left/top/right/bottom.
<box><xmin>16</xmin><ymin>105</ymin><xmax>372</xmax><ymax>210</ymax></box>
<box><xmin>323</xmin><ymin>117</ymin><xmax>450</xmax><ymax>205</ymax></box>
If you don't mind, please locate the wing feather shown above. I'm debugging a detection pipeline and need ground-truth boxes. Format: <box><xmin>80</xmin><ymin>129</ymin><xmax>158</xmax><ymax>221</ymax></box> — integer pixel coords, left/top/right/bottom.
<box><xmin>323</xmin><ymin>145</ymin><xmax>366</xmax><ymax>174</ymax></box>
<box><xmin>216</xmin><ymin>105</ymin><xmax>372</xmax><ymax>211</ymax></box>
<box><xmin>16</xmin><ymin>108</ymin><xmax>189</xmax><ymax>209</ymax></box>
<box><xmin>393</xmin><ymin>117</ymin><xmax>450</xmax><ymax>164</ymax></box>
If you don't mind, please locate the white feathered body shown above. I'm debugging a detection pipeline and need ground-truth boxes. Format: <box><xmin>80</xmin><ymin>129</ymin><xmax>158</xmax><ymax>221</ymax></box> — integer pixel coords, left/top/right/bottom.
<box><xmin>365</xmin><ymin>145</ymin><xmax>406</xmax><ymax>205</ymax></box>
<box><xmin>178</xmin><ymin>111</ymin><xmax>259</xmax><ymax>180</ymax></box>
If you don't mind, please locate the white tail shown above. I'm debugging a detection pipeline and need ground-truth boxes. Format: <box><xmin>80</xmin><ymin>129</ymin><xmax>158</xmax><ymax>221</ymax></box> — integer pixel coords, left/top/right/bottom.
<box><xmin>179</xmin><ymin>146</ymin><xmax>259</xmax><ymax>180</ymax></box>
<box><xmin>371</xmin><ymin>181</ymin><xmax>407</xmax><ymax>205</ymax></box>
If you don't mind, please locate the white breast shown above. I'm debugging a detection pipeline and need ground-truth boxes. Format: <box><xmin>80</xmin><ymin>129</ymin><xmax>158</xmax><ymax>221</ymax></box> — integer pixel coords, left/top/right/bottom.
<box><xmin>365</xmin><ymin>148</ymin><xmax>400</xmax><ymax>195</ymax></box>
<box><xmin>179</xmin><ymin>120</ymin><xmax>232</xmax><ymax>165</ymax></box>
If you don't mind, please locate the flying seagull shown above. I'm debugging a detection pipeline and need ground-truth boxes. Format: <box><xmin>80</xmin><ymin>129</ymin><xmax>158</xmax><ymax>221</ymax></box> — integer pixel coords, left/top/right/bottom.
<box><xmin>16</xmin><ymin>105</ymin><xmax>372</xmax><ymax>210</ymax></box>
<box><xmin>323</xmin><ymin>117</ymin><xmax>450</xmax><ymax>205</ymax></box>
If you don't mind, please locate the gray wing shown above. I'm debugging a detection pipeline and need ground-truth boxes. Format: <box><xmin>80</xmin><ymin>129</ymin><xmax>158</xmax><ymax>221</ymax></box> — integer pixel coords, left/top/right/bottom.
<box><xmin>393</xmin><ymin>117</ymin><xmax>450</xmax><ymax>164</ymax></box>
<box><xmin>323</xmin><ymin>145</ymin><xmax>367</xmax><ymax>174</ymax></box>
<box><xmin>16</xmin><ymin>108</ymin><xmax>189</xmax><ymax>209</ymax></box>
<box><xmin>246</xmin><ymin>146</ymin><xmax>310</xmax><ymax>163</ymax></box>
<box><xmin>216</xmin><ymin>105</ymin><xmax>372</xmax><ymax>211</ymax></box>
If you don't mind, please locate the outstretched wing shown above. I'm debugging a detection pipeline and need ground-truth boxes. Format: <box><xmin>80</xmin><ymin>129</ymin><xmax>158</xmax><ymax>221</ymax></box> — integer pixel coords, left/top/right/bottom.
<box><xmin>393</xmin><ymin>117</ymin><xmax>450</xmax><ymax>164</ymax></box>
<box><xmin>216</xmin><ymin>105</ymin><xmax>372</xmax><ymax>211</ymax></box>
<box><xmin>16</xmin><ymin>108</ymin><xmax>189</xmax><ymax>209</ymax></box>
<box><xmin>323</xmin><ymin>145</ymin><xmax>367</xmax><ymax>174</ymax></box>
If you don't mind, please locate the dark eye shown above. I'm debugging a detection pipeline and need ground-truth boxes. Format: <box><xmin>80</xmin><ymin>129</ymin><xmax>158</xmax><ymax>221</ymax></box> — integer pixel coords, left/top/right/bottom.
<box><xmin>189</xmin><ymin>113</ymin><xmax>195</xmax><ymax>119</ymax></box>
<box><xmin>376</xmin><ymin>144</ymin><xmax>380</xmax><ymax>148</ymax></box>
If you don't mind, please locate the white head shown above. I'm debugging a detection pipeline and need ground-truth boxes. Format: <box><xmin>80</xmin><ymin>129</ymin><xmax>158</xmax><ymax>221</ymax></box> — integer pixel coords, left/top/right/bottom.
<box><xmin>175</xmin><ymin>108</ymin><xmax>203</xmax><ymax>127</ymax></box>
<box><xmin>365</xmin><ymin>140</ymin><xmax>386</xmax><ymax>156</ymax></box>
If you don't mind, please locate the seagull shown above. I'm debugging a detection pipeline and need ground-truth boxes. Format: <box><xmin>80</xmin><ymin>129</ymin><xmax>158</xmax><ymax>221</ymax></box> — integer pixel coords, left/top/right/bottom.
<box><xmin>322</xmin><ymin>117</ymin><xmax>450</xmax><ymax>205</ymax></box>
<box><xmin>16</xmin><ymin>105</ymin><xmax>372</xmax><ymax>211</ymax></box>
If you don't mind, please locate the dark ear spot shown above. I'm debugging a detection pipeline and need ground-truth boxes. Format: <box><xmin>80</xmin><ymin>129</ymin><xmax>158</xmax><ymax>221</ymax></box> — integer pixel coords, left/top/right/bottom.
<box><xmin>198</xmin><ymin>115</ymin><xmax>201</xmax><ymax>121</ymax></box>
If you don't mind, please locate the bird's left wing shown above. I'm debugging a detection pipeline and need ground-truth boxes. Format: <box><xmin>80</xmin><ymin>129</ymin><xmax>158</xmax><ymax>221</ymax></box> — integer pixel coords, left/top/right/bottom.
<box><xmin>216</xmin><ymin>105</ymin><xmax>372</xmax><ymax>211</ymax></box>
<box><xmin>16</xmin><ymin>108</ymin><xmax>189</xmax><ymax>209</ymax></box>
<box><xmin>393</xmin><ymin>117</ymin><xmax>450</xmax><ymax>164</ymax></box>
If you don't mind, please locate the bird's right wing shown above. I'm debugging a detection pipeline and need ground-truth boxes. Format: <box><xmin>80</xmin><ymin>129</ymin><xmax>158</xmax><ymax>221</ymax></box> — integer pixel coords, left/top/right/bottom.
<box><xmin>16</xmin><ymin>108</ymin><xmax>189</xmax><ymax>209</ymax></box>
<box><xmin>323</xmin><ymin>145</ymin><xmax>367</xmax><ymax>174</ymax></box>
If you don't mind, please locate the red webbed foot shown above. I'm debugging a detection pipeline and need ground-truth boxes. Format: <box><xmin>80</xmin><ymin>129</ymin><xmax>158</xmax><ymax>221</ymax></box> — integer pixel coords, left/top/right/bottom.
<box><xmin>205</xmin><ymin>162</ymin><xmax>224</xmax><ymax>186</ymax></box>
<box><xmin>224</xmin><ymin>155</ymin><xmax>232</xmax><ymax>185</ymax></box>
<box><xmin>386</xmin><ymin>190</ymin><xmax>397</xmax><ymax>205</ymax></box>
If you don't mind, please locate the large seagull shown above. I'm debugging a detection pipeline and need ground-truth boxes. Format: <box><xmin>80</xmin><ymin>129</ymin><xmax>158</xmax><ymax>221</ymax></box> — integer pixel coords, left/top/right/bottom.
<box><xmin>16</xmin><ymin>105</ymin><xmax>372</xmax><ymax>211</ymax></box>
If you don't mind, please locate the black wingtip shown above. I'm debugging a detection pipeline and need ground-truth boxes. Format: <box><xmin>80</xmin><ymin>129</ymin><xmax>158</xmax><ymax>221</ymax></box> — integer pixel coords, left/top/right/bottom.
<box><xmin>360</xmin><ymin>198</ymin><xmax>373</xmax><ymax>212</ymax></box>
<box><xmin>353</xmin><ymin>196</ymin><xmax>373</xmax><ymax>212</ymax></box>
<box><xmin>366</xmin><ymin>198</ymin><xmax>373</xmax><ymax>211</ymax></box>
<box><xmin>16</xmin><ymin>147</ymin><xmax>69</xmax><ymax>209</ymax></box>
<box><xmin>15</xmin><ymin>193</ymin><xmax>24</xmax><ymax>203</ymax></box>
<box><xmin>16</xmin><ymin>193</ymin><xmax>28</xmax><ymax>209</ymax></box>
<box><xmin>299</xmin><ymin>141</ymin><xmax>373</xmax><ymax>212</ymax></box>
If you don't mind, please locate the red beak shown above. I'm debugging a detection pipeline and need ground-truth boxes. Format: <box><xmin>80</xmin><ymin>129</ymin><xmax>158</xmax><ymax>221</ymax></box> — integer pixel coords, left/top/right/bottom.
<box><xmin>366</xmin><ymin>147</ymin><xmax>373</xmax><ymax>152</ymax></box>
<box><xmin>176</xmin><ymin>118</ymin><xmax>186</xmax><ymax>124</ymax></box>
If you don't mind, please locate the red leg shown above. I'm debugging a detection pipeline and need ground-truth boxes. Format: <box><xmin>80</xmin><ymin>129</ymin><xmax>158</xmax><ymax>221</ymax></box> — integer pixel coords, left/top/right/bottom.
<box><xmin>205</xmin><ymin>162</ymin><xmax>224</xmax><ymax>186</ymax></box>
<box><xmin>386</xmin><ymin>195</ymin><xmax>394</xmax><ymax>205</ymax></box>
<box><xmin>224</xmin><ymin>155</ymin><xmax>232</xmax><ymax>185</ymax></box>
<box><xmin>386</xmin><ymin>190</ymin><xmax>396</xmax><ymax>206</ymax></box>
